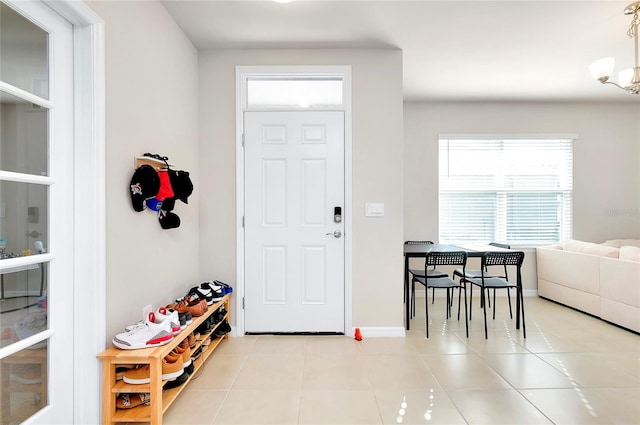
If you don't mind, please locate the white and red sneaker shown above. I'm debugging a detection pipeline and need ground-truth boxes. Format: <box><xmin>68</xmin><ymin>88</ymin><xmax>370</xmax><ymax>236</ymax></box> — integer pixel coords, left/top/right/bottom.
<box><xmin>113</xmin><ymin>312</ymin><xmax>173</xmax><ymax>350</ymax></box>
<box><xmin>155</xmin><ymin>307</ymin><xmax>182</xmax><ymax>335</ymax></box>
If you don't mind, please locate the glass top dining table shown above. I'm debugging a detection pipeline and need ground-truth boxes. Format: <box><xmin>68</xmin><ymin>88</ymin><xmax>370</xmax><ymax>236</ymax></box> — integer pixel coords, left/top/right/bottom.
<box><xmin>402</xmin><ymin>243</ymin><xmax>512</xmax><ymax>330</ymax></box>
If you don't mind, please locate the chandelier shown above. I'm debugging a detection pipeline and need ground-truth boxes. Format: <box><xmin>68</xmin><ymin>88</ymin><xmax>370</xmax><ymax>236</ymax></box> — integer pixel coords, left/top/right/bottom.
<box><xmin>589</xmin><ymin>2</ymin><xmax>640</xmax><ymax>94</ymax></box>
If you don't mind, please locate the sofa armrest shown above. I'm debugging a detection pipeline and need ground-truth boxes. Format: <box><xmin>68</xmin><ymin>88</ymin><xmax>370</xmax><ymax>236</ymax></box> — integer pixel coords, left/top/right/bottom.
<box><xmin>536</xmin><ymin>246</ymin><xmax>600</xmax><ymax>295</ymax></box>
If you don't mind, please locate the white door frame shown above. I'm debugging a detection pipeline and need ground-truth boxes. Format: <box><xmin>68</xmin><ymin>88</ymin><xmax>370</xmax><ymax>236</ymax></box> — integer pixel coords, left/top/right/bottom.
<box><xmin>235</xmin><ymin>65</ymin><xmax>352</xmax><ymax>337</ymax></box>
<box><xmin>25</xmin><ymin>1</ymin><xmax>105</xmax><ymax>424</ymax></box>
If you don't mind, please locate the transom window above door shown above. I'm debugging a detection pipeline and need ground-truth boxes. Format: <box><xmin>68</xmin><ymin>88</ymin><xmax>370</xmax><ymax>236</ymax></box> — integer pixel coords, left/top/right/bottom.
<box><xmin>247</xmin><ymin>76</ymin><xmax>343</xmax><ymax>108</ymax></box>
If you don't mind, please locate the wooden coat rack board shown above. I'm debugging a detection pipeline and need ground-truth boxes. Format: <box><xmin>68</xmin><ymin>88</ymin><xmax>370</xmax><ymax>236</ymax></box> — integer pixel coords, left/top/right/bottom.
<box><xmin>134</xmin><ymin>155</ymin><xmax>173</xmax><ymax>171</ymax></box>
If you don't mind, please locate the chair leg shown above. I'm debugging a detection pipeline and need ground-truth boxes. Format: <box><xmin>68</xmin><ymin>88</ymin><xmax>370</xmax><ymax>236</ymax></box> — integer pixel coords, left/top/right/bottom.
<box><xmin>432</xmin><ymin>287</ymin><xmax>435</xmax><ymax>304</ymax></box>
<box><xmin>492</xmin><ymin>288</ymin><xmax>497</xmax><ymax>320</ymax></box>
<box><xmin>425</xmin><ymin>286</ymin><xmax>430</xmax><ymax>338</ymax></box>
<box><xmin>519</xmin><ymin>287</ymin><xmax>526</xmax><ymax>338</ymax></box>
<box><xmin>481</xmin><ymin>286</ymin><xmax>488</xmax><ymax>339</ymax></box>
<box><xmin>457</xmin><ymin>286</ymin><xmax>462</xmax><ymax>320</ymax></box>
<box><xmin>463</xmin><ymin>284</ymin><xmax>469</xmax><ymax>338</ymax></box>
<box><xmin>411</xmin><ymin>279</ymin><xmax>416</xmax><ymax>318</ymax></box>
<box><xmin>487</xmin><ymin>288</ymin><xmax>491</xmax><ymax>308</ymax></box>
<box><xmin>469</xmin><ymin>284</ymin><xmax>473</xmax><ymax>320</ymax></box>
<box><xmin>507</xmin><ymin>288</ymin><xmax>513</xmax><ymax>319</ymax></box>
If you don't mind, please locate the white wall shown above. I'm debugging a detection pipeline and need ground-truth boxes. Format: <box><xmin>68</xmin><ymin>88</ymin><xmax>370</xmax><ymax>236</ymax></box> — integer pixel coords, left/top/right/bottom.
<box><xmin>198</xmin><ymin>49</ymin><xmax>405</xmax><ymax>330</ymax></box>
<box><xmin>87</xmin><ymin>0</ymin><xmax>200</xmax><ymax>344</ymax></box>
<box><xmin>404</xmin><ymin>101</ymin><xmax>640</xmax><ymax>291</ymax></box>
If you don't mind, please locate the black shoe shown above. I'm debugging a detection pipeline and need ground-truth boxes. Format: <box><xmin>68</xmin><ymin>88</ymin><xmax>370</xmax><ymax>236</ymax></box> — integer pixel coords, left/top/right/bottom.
<box><xmin>214</xmin><ymin>319</ymin><xmax>231</xmax><ymax>337</ymax></box>
<box><xmin>163</xmin><ymin>370</ymin><xmax>189</xmax><ymax>390</ymax></box>
<box><xmin>213</xmin><ymin>307</ymin><xmax>227</xmax><ymax>324</ymax></box>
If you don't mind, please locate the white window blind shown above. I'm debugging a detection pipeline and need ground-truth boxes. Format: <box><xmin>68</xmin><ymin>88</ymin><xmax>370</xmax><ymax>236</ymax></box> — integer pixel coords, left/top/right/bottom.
<box><xmin>438</xmin><ymin>137</ymin><xmax>573</xmax><ymax>246</ymax></box>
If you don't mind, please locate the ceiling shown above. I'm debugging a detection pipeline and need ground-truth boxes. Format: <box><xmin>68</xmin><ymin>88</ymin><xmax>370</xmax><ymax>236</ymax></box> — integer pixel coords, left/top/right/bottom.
<box><xmin>161</xmin><ymin>0</ymin><xmax>640</xmax><ymax>103</ymax></box>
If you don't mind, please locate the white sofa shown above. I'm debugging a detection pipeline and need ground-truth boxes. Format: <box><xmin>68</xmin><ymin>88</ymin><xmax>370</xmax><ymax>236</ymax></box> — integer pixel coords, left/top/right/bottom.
<box><xmin>536</xmin><ymin>239</ymin><xmax>640</xmax><ymax>333</ymax></box>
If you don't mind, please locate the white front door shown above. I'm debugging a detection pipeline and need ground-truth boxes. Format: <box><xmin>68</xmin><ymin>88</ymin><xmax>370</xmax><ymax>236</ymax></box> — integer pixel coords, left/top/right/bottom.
<box><xmin>244</xmin><ymin>111</ymin><xmax>345</xmax><ymax>333</ymax></box>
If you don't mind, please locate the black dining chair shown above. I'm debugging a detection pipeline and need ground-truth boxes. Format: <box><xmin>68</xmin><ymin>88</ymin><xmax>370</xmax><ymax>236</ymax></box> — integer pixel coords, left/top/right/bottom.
<box><xmin>405</xmin><ymin>241</ymin><xmax>448</xmax><ymax>318</ymax></box>
<box><xmin>452</xmin><ymin>242</ymin><xmax>513</xmax><ymax>316</ymax></box>
<box><xmin>412</xmin><ymin>251</ymin><xmax>468</xmax><ymax>338</ymax></box>
<box><xmin>463</xmin><ymin>251</ymin><xmax>526</xmax><ymax>339</ymax></box>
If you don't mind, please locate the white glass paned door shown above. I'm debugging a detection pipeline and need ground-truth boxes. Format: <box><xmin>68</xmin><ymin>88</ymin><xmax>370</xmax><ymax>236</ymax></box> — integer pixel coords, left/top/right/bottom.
<box><xmin>0</xmin><ymin>1</ymin><xmax>73</xmax><ymax>423</ymax></box>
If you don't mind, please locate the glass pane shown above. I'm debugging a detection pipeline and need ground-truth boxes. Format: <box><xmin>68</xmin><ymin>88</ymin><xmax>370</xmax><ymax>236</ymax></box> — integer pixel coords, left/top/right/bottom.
<box><xmin>0</xmin><ymin>340</ymin><xmax>49</xmax><ymax>424</ymax></box>
<box><xmin>0</xmin><ymin>91</ymin><xmax>49</xmax><ymax>175</ymax></box>
<box><xmin>248</xmin><ymin>78</ymin><xmax>343</xmax><ymax>107</ymax></box>
<box><xmin>0</xmin><ymin>181</ymin><xmax>48</xmax><ymax>259</ymax></box>
<box><xmin>0</xmin><ymin>2</ymin><xmax>49</xmax><ymax>99</ymax></box>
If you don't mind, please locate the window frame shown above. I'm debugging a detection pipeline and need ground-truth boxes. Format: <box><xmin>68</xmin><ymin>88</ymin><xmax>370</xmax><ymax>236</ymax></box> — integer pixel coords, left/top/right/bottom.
<box><xmin>438</xmin><ymin>134</ymin><xmax>577</xmax><ymax>248</ymax></box>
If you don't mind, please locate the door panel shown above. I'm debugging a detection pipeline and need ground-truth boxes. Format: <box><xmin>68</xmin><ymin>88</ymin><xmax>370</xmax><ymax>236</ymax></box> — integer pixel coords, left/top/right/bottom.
<box><xmin>244</xmin><ymin>111</ymin><xmax>344</xmax><ymax>333</ymax></box>
<box><xmin>0</xmin><ymin>1</ymin><xmax>73</xmax><ymax>423</ymax></box>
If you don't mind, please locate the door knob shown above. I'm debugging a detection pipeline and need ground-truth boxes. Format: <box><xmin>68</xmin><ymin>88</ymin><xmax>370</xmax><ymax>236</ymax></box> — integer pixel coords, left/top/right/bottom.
<box><xmin>326</xmin><ymin>230</ymin><xmax>342</xmax><ymax>238</ymax></box>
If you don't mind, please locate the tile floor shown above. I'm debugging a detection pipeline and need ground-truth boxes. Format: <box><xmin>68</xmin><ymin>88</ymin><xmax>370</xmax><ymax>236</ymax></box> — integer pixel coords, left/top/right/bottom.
<box><xmin>158</xmin><ymin>296</ymin><xmax>639</xmax><ymax>425</ymax></box>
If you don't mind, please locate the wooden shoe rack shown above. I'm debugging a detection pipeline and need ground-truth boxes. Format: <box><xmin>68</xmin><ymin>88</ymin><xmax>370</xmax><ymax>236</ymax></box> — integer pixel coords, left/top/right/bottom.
<box><xmin>98</xmin><ymin>294</ymin><xmax>230</xmax><ymax>425</ymax></box>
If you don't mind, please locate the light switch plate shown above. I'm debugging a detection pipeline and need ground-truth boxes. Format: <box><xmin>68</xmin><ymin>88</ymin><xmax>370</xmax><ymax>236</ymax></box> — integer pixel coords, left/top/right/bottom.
<box><xmin>365</xmin><ymin>203</ymin><xmax>384</xmax><ymax>217</ymax></box>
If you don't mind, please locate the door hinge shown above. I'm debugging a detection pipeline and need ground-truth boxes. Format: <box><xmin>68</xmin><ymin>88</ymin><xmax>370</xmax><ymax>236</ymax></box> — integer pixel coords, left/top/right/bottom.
<box><xmin>242</xmin><ymin>216</ymin><xmax>245</xmax><ymax>228</ymax></box>
<box><xmin>242</xmin><ymin>133</ymin><xmax>245</xmax><ymax>147</ymax></box>
<box><xmin>242</xmin><ymin>297</ymin><xmax>245</xmax><ymax>309</ymax></box>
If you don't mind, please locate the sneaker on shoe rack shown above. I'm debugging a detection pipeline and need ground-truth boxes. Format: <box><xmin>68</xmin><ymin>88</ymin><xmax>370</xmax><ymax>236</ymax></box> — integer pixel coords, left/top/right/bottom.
<box><xmin>178</xmin><ymin>310</ymin><xmax>192</xmax><ymax>326</ymax></box>
<box><xmin>184</xmin><ymin>362</ymin><xmax>194</xmax><ymax>376</ymax></box>
<box><xmin>200</xmin><ymin>281</ymin><xmax>224</xmax><ymax>301</ymax></box>
<box><xmin>122</xmin><ymin>355</ymin><xmax>184</xmax><ymax>384</ymax></box>
<box><xmin>113</xmin><ymin>312</ymin><xmax>173</xmax><ymax>350</ymax></box>
<box><xmin>155</xmin><ymin>307</ymin><xmax>181</xmax><ymax>335</ymax></box>
<box><xmin>214</xmin><ymin>280</ymin><xmax>233</xmax><ymax>295</ymax></box>
<box><xmin>163</xmin><ymin>369</ymin><xmax>189</xmax><ymax>390</ymax></box>
<box><xmin>116</xmin><ymin>393</ymin><xmax>150</xmax><ymax>409</ymax></box>
<box><xmin>188</xmin><ymin>286</ymin><xmax>213</xmax><ymax>306</ymax></box>
<box><xmin>115</xmin><ymin>365</ymin><xmax>135</xmax><ymax>381</ymax></box>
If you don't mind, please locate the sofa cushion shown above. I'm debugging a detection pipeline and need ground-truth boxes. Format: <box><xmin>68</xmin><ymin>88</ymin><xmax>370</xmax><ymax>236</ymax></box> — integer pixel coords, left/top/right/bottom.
<box><xmin>619</xmin><ymin>246</ymin><xmax>640</xmax><ymax>262</ymax></box>
<box><xmin>562</xmin><ymin>240</ymin><xmax>619</xmax><ymax>258</ymax></box>
<box><xmin>603</xmin><ymin>239</ymin><xmax>640</xmax><ymax>248</ymax></box>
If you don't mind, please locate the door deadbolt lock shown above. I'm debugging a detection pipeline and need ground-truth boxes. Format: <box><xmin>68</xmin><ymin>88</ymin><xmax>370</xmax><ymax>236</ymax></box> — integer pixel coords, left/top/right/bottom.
<box><xmin>326</xmin><ymin>230</ymin><xmax>342</xmax><ymax>238</ymax></box>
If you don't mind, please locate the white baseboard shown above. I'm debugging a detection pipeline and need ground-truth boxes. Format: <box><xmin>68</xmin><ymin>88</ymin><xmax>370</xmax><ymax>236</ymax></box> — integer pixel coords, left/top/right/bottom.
<box><xmin>351</xmin><ymin>326</ymin><xmax>406</xmax><ymax>338</ymax></box>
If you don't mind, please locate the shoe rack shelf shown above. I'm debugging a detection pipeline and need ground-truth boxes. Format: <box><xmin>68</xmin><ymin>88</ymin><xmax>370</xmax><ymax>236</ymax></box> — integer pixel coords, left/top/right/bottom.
<box><xmin>98</xmin><ymin>294</ymin><xmax>230</xmax><ymax>425</ymax></box>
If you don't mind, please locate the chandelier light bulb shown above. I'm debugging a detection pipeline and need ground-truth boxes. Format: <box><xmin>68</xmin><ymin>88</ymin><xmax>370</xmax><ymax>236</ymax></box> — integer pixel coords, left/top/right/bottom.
<box><xmin>618</xmin><ymin>68</ymin><xmax>634</xmax><ymax>87</ymax></box>
<box><xmin>589</xmin><ymin>57</ymin><xmax>615</xmax><ymax>82</ymax></box>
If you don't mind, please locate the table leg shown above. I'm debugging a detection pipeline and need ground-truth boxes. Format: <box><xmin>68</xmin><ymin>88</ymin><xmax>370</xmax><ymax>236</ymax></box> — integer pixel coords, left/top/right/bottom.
<box><xmin>404</xmin><ymin>255</ymin><xmax>410</xmax><ymax>330</ymax></box>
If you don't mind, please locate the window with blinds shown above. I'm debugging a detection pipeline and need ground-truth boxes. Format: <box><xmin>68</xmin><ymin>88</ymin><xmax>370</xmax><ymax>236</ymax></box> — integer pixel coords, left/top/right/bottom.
<box><xmin>438</xmin><ymin>137</ymin><xmax>574</xmax><ymax>246</ymax></box>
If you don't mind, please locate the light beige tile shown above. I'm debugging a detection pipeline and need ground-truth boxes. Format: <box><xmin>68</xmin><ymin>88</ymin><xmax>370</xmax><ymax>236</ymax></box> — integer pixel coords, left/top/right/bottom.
<box><xmin>362</xmin><ymin>354</ymin><xmax>441</xmax><ymax>390</ymax></box>
<box><xmin>348</xmin><ymin>337</ymin><xmax>418</xmax><ymax>355</ymax></box>
<box><xmin>249</xmin><ymin>335</ymin><xmax>309</xmax><ymax>357</ymax></box>
<box><xmin>421</xmin><ymin>354</ymin><xmax>511</xmax><ymax>390</ymax></box>
<box><xmin>305</xmin><ymin>335</ymin><xmax>360</xmax><ymax>357</ymax></box>
<box><xmin>482</xmin><ymin>353</ymin><xmax>575</xmax><ymax>389</ymax></box>
<box><xmin>537</xmin><ymin>352</ymin><xmax>640</xmax><ymax>387</ymax></box>
<box><xmin>448</xmin><ymin>389</ymin><xmax>552</xmax><ymax>424</ymax></box>
<box><xmin>302</xmin><ymin>354</ymin><xmax>371</xmax><ymax>390</ymax></box>
<box><xmin>374</xmin><ymin>389</ymin><xmax>467</xmax><ymax>424</ymax></box>
<box><xmin>521</xmin><ymin>388</ymin><xmax>640</xmax><ymax>424</ymax></box>
<box><xmin>187</xmin><ymin>354</ymin><xmax>247</xmax><ymax>390</ymax></box>
<box><xmin>213</xmin><ymin>389</ymin><xmax>300</xmax><ymax>425</ymax></box>
<box><xmin>298</xmin><ymin>389</ymin><xmax>382</xmax><ymax>424</ymax></box>
<box><xmin>461</xmin><ymin>329</ymin><xmax>529</xmax><ymax>354</ymax></box>
<box><xmin>164</xmin><ymin>389</ymin><xmax>226</xmax><ymax>425</ymax></box>
<box><xmin>214</xmin><ymin>335</ymin><xmax>258</xmax><ymax>356</ymax></box>
<box><xmin>406</xmin><ymin>330</ymin><xmax>471</xmax><ymax>354</ymax></box>
<box><xmin>232</xmin><ymin>354</ymin><xmax>304</xmax><ymax>390</ymax></box>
